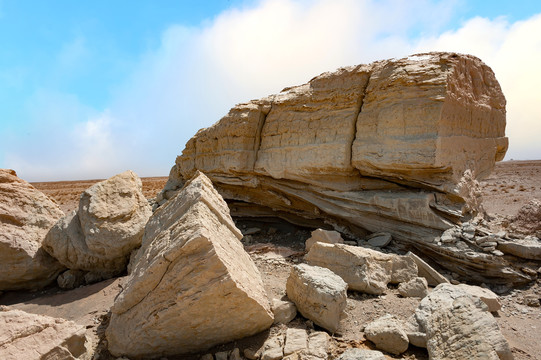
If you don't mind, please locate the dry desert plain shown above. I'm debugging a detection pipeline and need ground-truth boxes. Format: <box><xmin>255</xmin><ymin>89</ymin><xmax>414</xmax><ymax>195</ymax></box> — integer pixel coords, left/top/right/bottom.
<box><xmin>1</xmin><ymin>160</ymin><xmax>540</xmax><ymax>360</ymax></box>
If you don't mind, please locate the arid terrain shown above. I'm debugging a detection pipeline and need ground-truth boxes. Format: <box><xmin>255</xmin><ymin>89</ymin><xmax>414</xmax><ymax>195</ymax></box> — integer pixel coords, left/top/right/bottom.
<box><xmin>1</xmin><ymin>160</ymin><xmax>540</xmax><ymax>360</ymax></box>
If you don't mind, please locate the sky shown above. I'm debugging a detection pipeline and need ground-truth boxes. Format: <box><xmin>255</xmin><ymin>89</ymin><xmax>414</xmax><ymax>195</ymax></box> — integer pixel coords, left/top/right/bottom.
<box><xmin>1</xmin><ymin>0</ymin><xmax>540</xmax><ymax>181</ymax></box>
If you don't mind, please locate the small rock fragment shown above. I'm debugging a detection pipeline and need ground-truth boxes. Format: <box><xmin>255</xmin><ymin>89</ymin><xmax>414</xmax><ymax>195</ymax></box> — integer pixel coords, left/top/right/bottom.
<box><xmin>272</xmin><ymin>298</ymin><xmax>297</xmax><ymax>324</ymax></box>
<box><xmin>398</xmin><ymin>277</ymin><xmax>429</xmax><ymax>298</ymax></box>
<box><xmin>305</xmin><ymin>229</ymin><xmax>344</xmax><ymax>252</ymax></box>
<box><xmin>364</xmin><ymin>314</ymin><xmax>409</xmax><ymax>355</ymax></box>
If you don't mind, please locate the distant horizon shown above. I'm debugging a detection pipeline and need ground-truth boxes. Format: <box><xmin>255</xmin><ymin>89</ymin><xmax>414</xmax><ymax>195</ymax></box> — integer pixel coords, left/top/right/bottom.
<box><xmin>2</xmin><ymin>0</ymin><xmax>540</xmax><ymax>182</ymax></box>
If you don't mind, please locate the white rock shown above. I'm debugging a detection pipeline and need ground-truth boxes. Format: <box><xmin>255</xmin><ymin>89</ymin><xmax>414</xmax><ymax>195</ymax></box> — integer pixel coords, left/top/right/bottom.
<box><xmin>305</xmin><ymin>229</ymin><xmax>344</xmax><ymax>252</ymax></box>
<box><xmin>261</xmin><ymin>334</ymin><xmax>284</xmax><ymax>360</ymax></box>
<box><xmin>307</xmin><ymin>331</ymin><xmax>331</xmax><ymax>359</ymax></box>
<box><xmin>390</xmin><ymin>255</ymin><xmax>418</xmax><ymax>284</ymax></box>
<box><xmin>364</xmin><ymin>314</ymin><xmax>409</xmax><ymax>355</ymax></box>
<box><xmin>456</xmin><ymin>283</ymin><xmax>501</xmax><ymax>312</ymax></box>
<box><xmin>336</xmin><ymin>348</ymin><xmax>386</xmax><ymax>360</ymax></box>
<box><xmin>272</xmin><ymin>298</ymin><xmax>297</xmax><ymax>324</ymax></box>
<box><xmin>398</xmin><ymin>277</ymin><xmax>429</xmax><ymax>298</ymax></box>
<box><xmin>286</xmin><ymin>263</ymin><xmax>347</xmax><ymax>333</ymax></box>
<box><xmin>284</xmin><ymin>328</ymin><xmax>308</xmax><ymax>356</ymax></box>
<box><xmin>106</xmin><ymin>172</ymin><xmax>273</xmax><ymax>358</ymax></box>
<box><xmin>0</xmin><ymin>309</ymin><xmax>89</xmax><ymax>360</ymax></box>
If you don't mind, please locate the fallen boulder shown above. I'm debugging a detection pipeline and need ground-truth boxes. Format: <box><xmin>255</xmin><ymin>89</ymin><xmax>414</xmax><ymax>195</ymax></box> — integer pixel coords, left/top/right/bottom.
<box><xmin>43</xmin><ymin>170</ymin><xmax>152</xmax><ymax>277</ymax></box>
<box><xmin>398</xmin><ymin>277</ymin><xmax>429</xmax><ymax>298</ymax></box>
<box><xmin>271</xmin><ymin>298</ymin><xmax>297</xmax><ymax>324</ymax></box>
<box><xmin>286</xmin><ymin>263</ymin><xmax>347</xmax><ymax>333</ymax></box>
<box><xmin>364</xmin><ymin>314</ymin><xmax>409</xmax><ymax>355</ymax></box>
<box><xmin>0</xmin><ymin>308</ymin><xmax>89</xmax><ymax>360</ymax></box>
<box><xmin>305</xmin><ymin>242</ymin><xmax>417</xmax><ymax>294</ymax></box>
<box><xmin>160</xmin><ymin>52</ymin><xmax>519</xmax><ymax>284</ymax></box>
<box><xmin>456</xmin><ymin>283</ymin><xmax>501</xmax><ymax>312</ymax></box>
<box><xmin>0</xmin><ymin>169</ymin><xmax>65</xmax><ymax>290</ymax></box>
<box><xmin>106</xmin><ymin>171</ymin><xmax>273</xmax><ymax>358</ymax></box>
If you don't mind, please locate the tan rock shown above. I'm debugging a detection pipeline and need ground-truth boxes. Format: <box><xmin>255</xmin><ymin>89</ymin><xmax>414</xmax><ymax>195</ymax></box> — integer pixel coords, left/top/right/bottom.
<box><xmin>284</xmin><ymin>328</ymin><xmax>308</xmax><ymax>356</ymax></box>
<box><xmin>364</xmin><ymin>314</ymin><xmax>409</xmax><ymax>355</ymax></box>
<box><xmin>337</xmin><ymin>349</ymin><xmax>385</xmax><ymax>360</ymax></box>
<box><xmin>456</xmin><ymin>284</ymin><xmax>501</xmax><ymax>312</ymax></box>
<box><xmin>272</xmin><ymin>298</ymin><xmax>297</xmax><ymax>324</ymax></box>
<box><xmin>286</xmin><ymin>263</ymin><xmax>347</xmax><ymax>333</ymax></box>
<box><xmin>398</xmin><ymin>277</ymin><xmax>429</xmax><ymax>298</ymax></box>
<box><xmin>305</xmin><ymin>229</ymin><xmax>344</xmax><ymax>252</ymax></box>
<box><xmin>163</xmin><ymin>52</ymin><xmax>514</xmax><ymax>284</ymax></box>
<box><xmin>406</xmin><ymin>251</ymin><xmax>449</xmax><ymax>286</ymax></box>
<box><xmin>106</xmin><ymin>172</ymin><xmax>273</xmax><ymax>358</ymax></box>
<box><xmin>0</xmin><ymin>169</ymin><xmax>65</xmax><ymax>290</ymax></box>
<box><xmin>261</xmin><ymin>334</ymin><xmax>284</xmax><ymax>360</ymax></box>
<box><xmin>43</xmin><ymin>171</ymin><xmax>152</xmax><ymax>276</ymax></box>
<box><xmin>0</xmin><ymin>309</ymin><xmax>89</xmax><ymax>360</ymax></box>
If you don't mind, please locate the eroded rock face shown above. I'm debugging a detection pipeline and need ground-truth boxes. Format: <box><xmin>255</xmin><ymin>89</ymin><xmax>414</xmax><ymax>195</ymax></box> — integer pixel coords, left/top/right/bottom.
<box><xmin>0</xmin><ymin>308</ymin><xmax>89</xmax><ymax>360</ymax></box>
<box><xmin>43</xmin><ymin>170</ymin><xmax>152</xmax><ymax>277</ymax></box>
<box><xmin>106</xmin><ymin>172</ymin><xmax>273</xmax><ymax>358</ymax></box>
<box><xmin>161</xmin><ymin>52</ymin><xmax>517</xmax><ymax>284</ymax></box>
<box><xmin>0</xmin><ymin>169</ymin><xmax>65</xmax><ymax>290</ymax></box>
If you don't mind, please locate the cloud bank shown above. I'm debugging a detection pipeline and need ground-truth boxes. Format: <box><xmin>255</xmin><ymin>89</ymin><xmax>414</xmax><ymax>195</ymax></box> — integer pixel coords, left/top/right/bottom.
<box><xmin>5</xmin><ymin>0</ymin><xmax>541</xmax><ymax>181</ymax></box>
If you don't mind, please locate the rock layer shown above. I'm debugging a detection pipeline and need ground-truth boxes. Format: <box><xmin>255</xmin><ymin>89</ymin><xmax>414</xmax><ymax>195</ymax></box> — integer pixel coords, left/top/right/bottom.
<box><xmin>106</xmin><ymin>172</ymin><xmax>273</xmax><ymax>358</ymax></box>
<box><xmin>161</xmin><ymin>52</ymin><xmax>517</xmax><ymax>284</ymax></box>
<box><xmin>0</xmin><ymin>169</ymin><xmax>65</xmax><ymax>290</ymax></box>
<box><xmin>43</xmin><ymin>170</ymin><xmax>152</xmax><ymax>276</ymax></box>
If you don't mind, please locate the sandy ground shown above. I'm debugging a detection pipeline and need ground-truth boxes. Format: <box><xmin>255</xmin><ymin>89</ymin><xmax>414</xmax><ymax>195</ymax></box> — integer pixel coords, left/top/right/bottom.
<box><xmin>1</xmin><ymin>161</ymin><xmax>539</xmax><ymax>359</ymax></box>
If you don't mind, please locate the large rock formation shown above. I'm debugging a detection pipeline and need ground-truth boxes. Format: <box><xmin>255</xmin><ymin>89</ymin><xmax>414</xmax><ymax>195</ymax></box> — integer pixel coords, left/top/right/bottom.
<box><xmin>106</xmin><ymin>172</ymin><xmax>273</xmax><ymax>358</ymax></box>
<box><xmin>0</xmin><ymin>308</ymin><xmax>90</xmax><ymax>360</ymax></box>
<box><xmin>43</xmin><ymin>170</ymin><xmax>152</xmax><ymax>277</ymax></box>
<box><xmin>0</xmin><ymin>169</ymin><xmax>65</xmax><ymax>290</ymax></box>
<box><xmin>160</xmin><ymin>52</ymin><xmax>529</xmax><ymax>284</ymax></box>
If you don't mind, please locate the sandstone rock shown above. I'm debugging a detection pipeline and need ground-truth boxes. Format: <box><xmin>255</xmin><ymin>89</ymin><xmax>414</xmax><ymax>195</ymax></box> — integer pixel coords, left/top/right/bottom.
<box><xmin>390</xmin><ymin>255</ymin><xmax>418</xmax><ymax>284</ymax></box>
<box><xmin>286</xmin><ymin>263</ymin><xmax>347</xmax><ymax>333</ymax></box>
<box><xmin>456</xmin><ymin>283</ymin><xmax>501</xmax><ymax>312</ymax></box>
<box><xmin>497</xmin><ymin>237</ymin><xmax>541</xmax><ymax>260</ymax></box>
<box><xmin>43</xmin><ymin>171</ymin><xmax>152</xmax><ymax>277</ymax></box>
<box><xmin>272</xmin><ymin>298</ymin><xmax>297</xmax><ymax>324</ymax></box>
<box><xmin>261</xmin><ymin>334</ymin><xmax>284</xmax><ymax>360</ymax></box>
<box><xmin>427</xmin><ymin>296</ymin><xmax>513</xmax><ymax>360</ymax></box>
<box><xmin>410</xmin><ymin>283</ymin><xmax>512</xmax><ymax>359</ymax></box>
<box><xmin>57</xmin><ymin>269</ymin><xmax>85</xmax><ymax>290</ymax></box>
<box><xmin>284</xmin><ymin>328</ymin><xmax>308</xmax><ymax>356</ymax></box>
<box><xmin>305</xmin><ymin>229</ymin><xmax>344</xmax><ymax>252</ymax></box>
<box><xmin>0</xmin><ymin>309</ymin><xmax>89</xmax><ymax>360</ymax></box>
<box><xmin>163</xmin><ymin>52</ymin><xmax>515</xmax><ymax>284</ymax></box>
<box><xmin>523</xmin><ymin>294</ymin><xmax>540</xmax><ymax>307</ymax></box>
<box><xmin>307</xmin><ymin>331</ymin><xmax>331</xmax><ymax>359</ymax></box>
<box><xmin>336</xmin><ymin>349</ymin><xmax>386</xmax><ymax>360</ymax></box>
<box><xmin>364</xmin><ymin>314</ymin><xmax>409</xmax><ymax>355</ymax></box>
<box><xmin>406</xmin><ymin>251</ymin><xmax>449</xmax><ymax>286</ymax></box>
<box><xmin>398</xmin><ymin>277</ymin><xmax>429</xmax><ymax>298</ymax></box>
<box><xmin>0</xmin><ymin>169</ymin><xmax>65</xmax><ymax>290</ymax></box>
<box><xmin>511</xmin><ymin>199</ymin><xmax>541</xmax><ymax>236</ymax></box>
<box><xmin>106</xmin><ymin>172</ymin><xmax>273</xmax><ymax>358</ymax></box>
<box><xmin>366</xmin><ymin>232</ymin><xmax>392</xmax><ymax>247</ymax></box>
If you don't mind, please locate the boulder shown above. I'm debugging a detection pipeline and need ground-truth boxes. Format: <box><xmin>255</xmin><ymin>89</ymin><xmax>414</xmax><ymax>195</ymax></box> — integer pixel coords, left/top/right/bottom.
<box><xmin>497</xmin><ymin>237</ymin><xmax>541</xmax><ymax>260</ymax></box>
<box><xmin>43</xmin><ymin>171</ymin><xmax>152</xmax><ymax>277</ymax></box>
<box><xmin>366</xmin><ymin>232</ymin><xmax>392</xmax><ymax>247</ymax></box>
<box><xmin>336</xmin><ymin>349</ymin><xmax>386</xmax><ymax>360</ymax></box>
<box><xmin>305</xmin><ymin>242</ymin><xmax>416</xmax><ymax>294</ymax></box>
<box><xmin>286</xmin><ymin>263</ymin><xmax>347</xmax><ymax>333</ymax></box>
<box><xmin>364</xmin><ymin>314</ymin><xmax>409</xmax><ymax>355</ymax></box>
<box><xmin>0</xmin><ymin>308</ymin><xmax>89</xmax><ymax>360</ymax></box>
<box><xmin>162</xmin><ymin>52</ymin><xmax>518</xmax><ymax>284</ymax></box>
<box><xmin>398</xmin><ymin>277</ymin><xmax>429</xmax><ymax>298</ymax></box>
<box><xmin>272</xmin><ymin>298</ymin><xmax>297</xmax><ymax>324</ymax></box>
<box><xmin>456</xmin><ymin>284</ymin><xmax>501</xmax><ymax>312</ymax></box>
<box><xmin>106</xmin><ymin>172</ymin><xmax>273</xmax><ymax>358</ymax></box>
<box><xmin>0</xmin><ymin>169</ymin><xmax>65</xmax><ymax>290</ymax></box>
<box><xmin>305</xmin><ymin>229</ymin><xmax>344</xmax><ymax>252</ymax></box>
<box><xmin>410</xmin><ymin>283</ymin><xmax>512</xmax><ymax>359</ymax></box>
<box><xmin>511</xmin><ymin>199</ymin><xmax>541</xmax><ymax>236</ymax></box>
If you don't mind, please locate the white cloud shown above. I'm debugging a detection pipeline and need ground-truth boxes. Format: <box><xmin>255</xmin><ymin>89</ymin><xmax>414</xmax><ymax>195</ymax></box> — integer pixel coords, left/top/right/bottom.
<box><xmin>5</xmin><ymin>0</ymin><xmax>540</xmax><ymax>181</ymax></box>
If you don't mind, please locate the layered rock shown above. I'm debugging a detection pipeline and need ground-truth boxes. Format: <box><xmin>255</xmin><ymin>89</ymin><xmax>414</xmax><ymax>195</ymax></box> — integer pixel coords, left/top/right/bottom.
<box><xmin>0</xmin><ymin>169</ymin><xmax>65</xmax><ymax>290</ymax></box>
<box><xmin>161</xmin><ymin>52</ymin><xmax>521</xmax><ymax>284</ymax></box>
<box><xmin>0</xmin><ymin>308</ymin><xmax>89</xmax><ymax>360</ymax></box>
<box><xmin>43</xmin><ymin>170</ymin><xmax>152</xmax><ymax>277</ymax></box>
<box><xmin>106</xmin><ymin>172</ymin><xmax>273</xmax><ymax>358</ymax></box>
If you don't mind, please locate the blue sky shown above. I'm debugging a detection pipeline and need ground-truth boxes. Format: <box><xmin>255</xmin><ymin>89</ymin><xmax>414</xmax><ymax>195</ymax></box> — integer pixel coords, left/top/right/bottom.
<box><xmin>1</xmin><ymin>0</ymin><xmax>540</xmax><ymax>181</ymax></box>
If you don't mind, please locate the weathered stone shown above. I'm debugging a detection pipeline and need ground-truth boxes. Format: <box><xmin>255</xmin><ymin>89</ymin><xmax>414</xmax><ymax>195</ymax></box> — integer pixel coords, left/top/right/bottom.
<box><xmin>284</xmin><ymin>328</ymin><xmax>308</xmax><ymax>356</ymax></box>
<box><xmin>286</xmin><ymin>263</ymin><xmax>347</xmax><ymax>333</ymax></box>
<box><xmin>366</xmin><ymin>232</ymin><xmax>392</xmax><ymax>247</ymax></box>
<box><xmin>305</xmin><ymin>229</ymin><xmax>344</xmax><ymax>252</ymax></box>
<box><xmin>215</xmin><ymin>351</ymin><xmax>229</xmax><ymax>360</ymax></box>
<box><xmin>511</xmin><ymin>199</ymin><xmax>541</xmax><ymax>236</ymax></box>
<box><xmin>364</xmin><ymin>314</ymin><xmax>409</xmax><ymax>355</ymax></box>
<box><xmin>456</xmin><ymin>283</ymin><xmax>501</xmax><ymax>312</ymax></box>
<box><xmin>201</xmin><ymin>354</ymin><xmax>214</xmax><ymax>360</ymax></box>
<box><xmin>163</xmin><ymin>52</ymin><xmax>514</xmax><ymax>284</ymax></box>
<box><xmin>336</xmin><ymin>348</ymin><xmax>386</xmax><ymax>360</ymax></box>
<box><xmin>390</xmin><ymin>255</ymin><xmax>418</xmax><ymax>284</ymax></box>
<box><xmin>498</xmin><ymin>237</ymin><xmax>541</xmax><ymax>260</ymax></box>
<box><xmin>0</xmin><ymin>169</ymin><xmax>65</xmax><ymax>290</ymax></box>
<box><xmin>43</xmin><ymin>171</ymin><xmax>152</xmax><ymax>277</ymax></box>
<box><xmin>427</xmin><ymin>296</ymin><xmax>512</xmax><ymax>360</ymax></box>
<box><xmin>523</xmin><ymin>294</ymin><xmax>540</xmax><ymax>307</ymax></box>
<box><xmin>57</xmin><ymin>269</ymin><xmax>85</xmax><ymax>290</ymax></box>
<box><xmin>230</xmin><ymin>348</ymin><xmax>242</xmax><ymax>360</ymax></box>
<box><xmin>0</xmin><ymin>309</ymin><xmax>89</xmax><ymax>360</ymax></box>
<box><xmin>272</xmin><ymin>298</ymin><xmax>297</xmax><ymax>324</ymax></box>
<box><xmin>305</xmin><ymin>243</ymin><xmax>392</xmax><ymax>294</ymax></box>
<box><xmin>406</xmin><ymin>251</ymin><xmax>449</xmax><ymax>286</ymax></box>
<box><xmin>106</xmin><ymin>172</ymin><xmax>273</xmax><ymax>358</ymax></box>
<box><xmin>307</xmin><ymin>331</ymin><xmax>331</xmax><ymax>359</ymax></box>
<box><xmin>398</xmin><ymin>277</ymin><xmax>429</xmax><ymax>298</ymax></box>
<box><xmin>261</xmin><ymin>334</ymin><xmax>284</xmax><ymax>360</ymax></box>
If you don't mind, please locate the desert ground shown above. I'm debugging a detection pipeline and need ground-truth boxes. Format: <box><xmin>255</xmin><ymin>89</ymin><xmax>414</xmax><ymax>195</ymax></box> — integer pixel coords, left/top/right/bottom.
<box><xmin>1</xmin><ymin>160</ymin><xmax>540</xmax><ymax>360</ymax></box>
